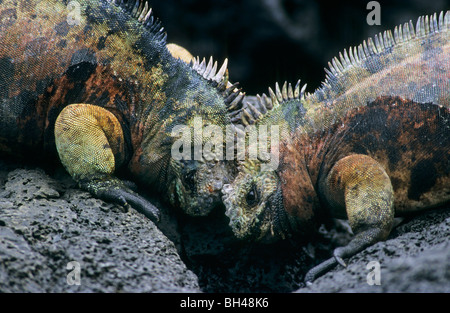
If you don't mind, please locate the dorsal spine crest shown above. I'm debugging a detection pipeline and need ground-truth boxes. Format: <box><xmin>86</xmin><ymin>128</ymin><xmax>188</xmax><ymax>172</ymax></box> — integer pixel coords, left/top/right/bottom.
<box><xmin>320</xmin><ymin>11</ymin><xmax>450</xmax><ymax>92</ymax></box>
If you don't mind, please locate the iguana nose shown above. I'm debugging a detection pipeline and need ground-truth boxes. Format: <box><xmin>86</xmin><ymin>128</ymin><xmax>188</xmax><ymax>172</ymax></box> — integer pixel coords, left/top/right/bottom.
<box><xmin>212</xmin><ymin>179</ymin><xmax>223</xmax><ymax>191</ymax></box>
<box><xmin>222</xmin><ymin>183</ymin><xmax>232</xmax><ymax>195</ymax></box>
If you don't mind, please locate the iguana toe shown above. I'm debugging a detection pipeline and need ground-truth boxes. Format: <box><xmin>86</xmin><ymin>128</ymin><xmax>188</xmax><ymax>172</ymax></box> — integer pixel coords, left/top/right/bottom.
<box><xmin>81</xmin><ymin>178</ymin><xmax>161</xmax><ymax>223</ymax></box>
<box><xmin>333</xmin><ymin>248</ymin><xmax>348</xmax><ymax>267</ymax></box>
<box><xmin>303</xmin><ymin>257</ymin><xmax>338</xmax><ymax>284</ymax></box>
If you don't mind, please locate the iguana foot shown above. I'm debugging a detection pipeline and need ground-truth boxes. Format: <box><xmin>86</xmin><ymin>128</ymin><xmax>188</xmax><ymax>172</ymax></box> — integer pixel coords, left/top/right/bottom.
<box><xmin>55</xmin><ymin>103</ymin><xmax>160</xmax><ymax>222</ymax></box>
<box><xmin>305</xmin><ymin>154</ymin><xmax>395</xmax><ymax>284</ymax></box>
<box><xmin>80</xmin><ymin>178</ymin><xmax>160</xmax><ymax>222</ymax></box>
<box><xmin>333</xmin><ymin>250</ymin><xmax>347</xmax><ymax>267</ymax></box>
<box><xmin>304</xmin><ymin>227</ymin><xmax>387</xmax><ymax>284</ymax></box>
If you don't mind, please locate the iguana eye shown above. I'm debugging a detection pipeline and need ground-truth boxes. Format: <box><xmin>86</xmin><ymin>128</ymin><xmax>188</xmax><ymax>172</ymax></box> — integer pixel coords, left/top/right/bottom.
<box><xmin>183</xmin><ymin>170</ymin><xmax>196</xmax><ymax>191</ymax></box>
<box><xmin>245</xmin><ymin>184</ymin><xmax>258</xmax><ymax>207</ymax></box>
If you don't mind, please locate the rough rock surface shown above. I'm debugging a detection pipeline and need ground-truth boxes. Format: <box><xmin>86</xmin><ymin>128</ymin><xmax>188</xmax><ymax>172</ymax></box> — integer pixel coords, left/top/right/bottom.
<box><xmin>180</xmin><ymin>202</ymin><xmax>449</xmax><ymax>292</ymax></box>
<box><xmin>297</xmin><ymin>209</ymin><xmax>450</xmax><ymax>293</ymax></box>
<box><xmin>1</xmin><ymin>160</ymin><xmax>448</xmax><ymax>293</ymax></box>
<box><xmin>0</xmin><ymin>161</ymin><xmax>199</xmax><ymax>292</ymax></box>
<box><xmin>0</xmin><ymin>160</ymin><xmax>307</xmax><ymax>293</ymax></box>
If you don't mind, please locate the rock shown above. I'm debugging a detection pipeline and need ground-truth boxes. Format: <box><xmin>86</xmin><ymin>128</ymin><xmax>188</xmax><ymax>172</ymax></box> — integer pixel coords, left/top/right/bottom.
<box><xmin>0</xmin><ymin>162</ymin><xmax>448</xmax><ymax>293</ymax></box>
<box><xmin>0</xmin><ymin>164</ymin><xmax>200</xmax><ymax>292</ymax></box>
<box><xmin>296</xmin><ymin>208</ymin><xmax>450</xmax><ymax>293</ymax></box>
<box><xmin>178</xmin><ymin>203</ymin><xmax>449</xmax><ymax>293</ymax></box>
<box><xmin>176</xmin><ymin>211</ymin><xmax>313</xmax><ymax>292</ymax></box>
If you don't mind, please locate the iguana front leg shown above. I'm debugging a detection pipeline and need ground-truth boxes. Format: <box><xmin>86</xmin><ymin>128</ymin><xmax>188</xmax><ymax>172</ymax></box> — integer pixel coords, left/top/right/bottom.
<box><xmin>55</xmin><ymin>104</ymin><xmax>160</xmax><ymax>222</ymax></box>
<box><xmin>305</xmin><ymin>154</ymin><xmax>395</xmax><ymax>283</ymax></box>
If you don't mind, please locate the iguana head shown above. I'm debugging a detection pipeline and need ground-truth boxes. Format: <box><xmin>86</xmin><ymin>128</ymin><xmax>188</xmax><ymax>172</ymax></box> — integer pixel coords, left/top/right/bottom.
<box><xmin>222</xmin><ymin>159</ymin><xmax>285</xmax><ymax>242</ymax></box>
<box><xmin>170</xmin><ymin>159</ymin><xmax>237</xmax><ymax>216</ymax></box>
<box><xmin>164</xmin><ymin>55</ymin><xmax>246</xmax><ymax>216</ymax></box>
<box><xmin>222</xmin><ymin>81</ymin><xmax>308</xmax><ymax>241</ymax></box>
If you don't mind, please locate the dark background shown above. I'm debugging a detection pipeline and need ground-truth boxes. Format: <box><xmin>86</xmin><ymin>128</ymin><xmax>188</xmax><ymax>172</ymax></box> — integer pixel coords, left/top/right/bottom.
<box><xmin>151</xmin><ymin>0</ymin><xmax>449</xmax><ymax>95</ymax></box>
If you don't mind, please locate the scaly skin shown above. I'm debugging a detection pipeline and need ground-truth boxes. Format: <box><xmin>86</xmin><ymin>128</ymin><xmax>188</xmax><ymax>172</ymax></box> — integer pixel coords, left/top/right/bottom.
<box><xmin>0</xmin><ymin>0</ymin><xmax>244</xmax><ymax>220</ymax></box>
<box><xmin>222</xmin><ymin>11</ymin><xmax>450</xmax><ymax>282</ymax></box>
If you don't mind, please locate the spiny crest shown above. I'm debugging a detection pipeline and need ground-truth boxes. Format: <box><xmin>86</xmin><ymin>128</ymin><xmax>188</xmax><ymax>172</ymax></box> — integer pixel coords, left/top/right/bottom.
<box><xmin>115</xmin><ymin>0</ymin><xmax>167</xmax><ymax>42</ymax></box>
<box><xmin>191</xmin><ymin>56</ymin><xmax>229</xmax><ymax>86</ymax></box>
<box><xmin>321</xmin><ymin>11</ymin><xmax>450</xmax><ymax>90</ymax></box>
<box><xmin>224</xmin><ymin>80</ymin><xmax>308</xmax><ymax>165</ymax></box>
<box><xmin>240</xmin><ymin>80</ymin><xmax>307</xmax><ymax>126</ymax></box>
<box><xmin>268</xmin><ymin>80</ymin><xmax>307</xmax><ymax>107</ymax></box>
<box><xmin>114</xmin><ymin>1</ymin><xmax>246</xmax><ymax>125</ymax></box>
<box><xmin>190</xmin><ymin>56</ymin><xmax>246</xmax><ymax>118</ymax></box>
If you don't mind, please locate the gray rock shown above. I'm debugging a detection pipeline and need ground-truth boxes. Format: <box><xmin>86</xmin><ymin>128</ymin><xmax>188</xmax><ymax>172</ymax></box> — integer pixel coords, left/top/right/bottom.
<box><xmin>296</xmin><ymin>208</ymin><xmax>450</xmax><ymax>293</ymax></box>
<box><xmin>0</xmin><ymin>162</ymin><xmax>448</xmax><ymax>293</ymax></box>
<box><xmin>179</xmin><ymin>205</ymin><xmax>449</xmax><ymax>292</ymax></box>
<box><xmin>0</xmin><ymin>166</ymin><xmax>200</xmax><ymax>292</ymax></box>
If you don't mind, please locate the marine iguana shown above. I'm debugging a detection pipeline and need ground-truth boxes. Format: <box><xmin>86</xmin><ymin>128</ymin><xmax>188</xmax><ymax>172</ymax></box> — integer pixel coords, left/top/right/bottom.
<box><xmin>0</xmin><ymin>0</ymin><xmax>245</xmax><ymax>220</ymax></box>
<box><xmin>222</xmin><ymin>11</ymin><xmax>450</xmax><ymax>283</ymax></box>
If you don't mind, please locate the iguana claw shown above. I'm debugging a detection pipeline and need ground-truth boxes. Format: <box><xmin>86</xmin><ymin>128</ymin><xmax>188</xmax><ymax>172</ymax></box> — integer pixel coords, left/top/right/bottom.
<box><xmin>106</xmin><ymin>188</ymin><xmax>161</xmax><ymax>222</ymax></box>
<box><xmin>333</xmin><ymin>248</ymin><xmax>348</xmax><ymax>267</ymax></box>
<box><xmin>303</xmin><ymin>257</ymin><xmax>338</xmax><ymax>284</ymax></box>
<box><xmin>81</xmin><ymin>178</ymin><xmax>161</xmax><ymax>223</ymax></box>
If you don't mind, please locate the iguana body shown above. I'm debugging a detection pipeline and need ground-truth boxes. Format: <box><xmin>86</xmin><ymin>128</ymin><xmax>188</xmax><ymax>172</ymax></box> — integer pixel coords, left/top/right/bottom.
<box><xmin>0</xmin><ymin>0</ymin><xmax>244</xmax><ymax>219</ymax></box>
<box><xmin>222</xmin><ymin>11</ymin><xmax>450</xmax><ymax>282</ymax></box>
